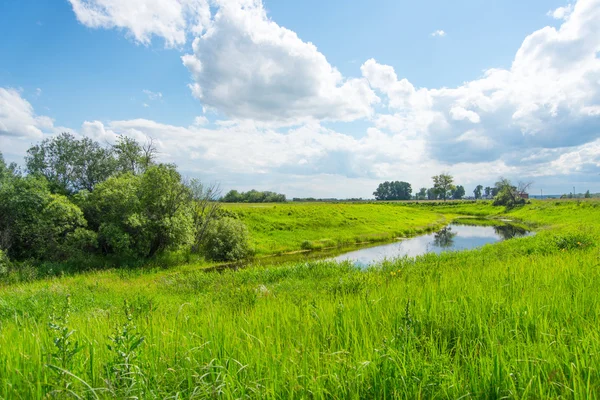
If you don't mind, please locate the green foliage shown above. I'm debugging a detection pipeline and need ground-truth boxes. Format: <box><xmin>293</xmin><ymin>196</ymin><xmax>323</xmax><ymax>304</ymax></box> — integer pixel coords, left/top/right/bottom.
<box><xmin>0</xmin><ymin>249</ymin><xmax>10</xmax><ymax>276</ymax></box>
<box><xmin>451</xmin><ymin>184</ymin><xmax>465</xmax><ymax>199</ymax></box>
<box><xmin>25</xmin><ymin>132</ymin><xmax>115</xmax><ymax>194</ymax></box>
<box><xmin>373</xmin><ymin>180</ymin><xmax>412</xmax><ymax>200</ymax></box>
<box><xmin>473</xmin><ymin>184</ymin><xmax>483</xmax><ymax>199</ymax></box>
<box><xmin>106</xmin><ymin>300</ymin><xmax>146</xmax><ymax>395</ymax></box>
<box><xmin>222</xmin><ymin>189</ymin><xmax>286</xmax><ymax>203</ymax></box>
<box><xmin>83</xmin><ymin>165</ymin><xmax>194</xmax><ymax>258</ymax></box>
<box><xmin>432</xmin><ymin>173</ymin><xmax>455</xmax><ymax>201</ymax></box>
<box><xmin>202</xmin><ymin>217</ymin><xmax>251</xmax><ymax>261</ymax></box>
<box><xmin>46</xmin><ymin>295</ymin><xmax>83</xmax><ymax>395</ymax></box>
<box><xmin>416</xmin><ymin>187</ymin><xmax>428</xmax><ymax>200</ymax></box>
<box><xmin>0</xmin><ymin>175</ymin><xmax>90</xmax><ymax>260</ymax></box>
<box><xmin>492</xmin><ymin>178</ymin><xmax>527</xmax><ymax>208</ymax></box>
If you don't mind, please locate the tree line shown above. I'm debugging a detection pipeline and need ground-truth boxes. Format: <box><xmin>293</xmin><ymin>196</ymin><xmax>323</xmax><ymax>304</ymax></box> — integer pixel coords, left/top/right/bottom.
<box><xmin>0</xmin><ymin>133</ymin><xmax>252</xmax><ymax>273</ymax></box>
<box><xmin>222</xmin><ymin>189</ymin><xmax>286</xmax><ymax>203</ymax></box>
<box><xmin>374</xmin><ymin>173</ymin><xmax>531</xmax><ymax>206</ymax></box>
<box><xmin>373</xmin><ymin>174</ymin><xmax>465</xmax><ymax>201</ymax></box>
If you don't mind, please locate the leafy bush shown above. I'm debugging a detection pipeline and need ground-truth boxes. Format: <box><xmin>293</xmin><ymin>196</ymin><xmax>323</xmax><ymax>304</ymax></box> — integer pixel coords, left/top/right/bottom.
<box><xmin>0</xmin><ymin>250</ymin><xmax>10</xmax><ymax>276</ymax></box>
<box><xmin>202</xmin><ymin>217</ymin><xmax>252</xmax><ymax>261</ymax></box>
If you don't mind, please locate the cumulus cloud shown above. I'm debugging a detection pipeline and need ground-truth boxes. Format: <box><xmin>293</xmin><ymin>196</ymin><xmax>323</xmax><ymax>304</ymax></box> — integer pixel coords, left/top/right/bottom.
<box><xmin>180</xmin><ymin>0</ymin><xmax>379</xmax><ymax>124</ymax></box>
<box><xmin>363</xmin><ymin>0</ymin><xmax>600</xmax><ymax>167</ymax></box>
<box><xmin>68</xmin><ymin>0</ymin><xmax>211</xmax><ymax>47</ymax></box>
<box><xmin>431</xmin><ymin>30</ymin><xmax>446</xmax><ymax>37</ymax></box>
<box><xmin>46</xmin><ymin>0</ymin><xmax>600</xmax><ymax>195</ymax></box>
<box><xmin>548</xmin><ymin>4</ymin><xmax>573</xmax><ymax>19</ymax></box>
<box><xmin>0</xmin><ymin>88</ymin><xmax>53</xmax><ymax>139</ymax></box>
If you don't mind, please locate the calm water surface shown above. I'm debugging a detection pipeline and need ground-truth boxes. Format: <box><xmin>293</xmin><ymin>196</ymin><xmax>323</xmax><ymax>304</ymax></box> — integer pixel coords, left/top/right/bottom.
<box><xmin>331</xmin><ymin>223</ymin><xmax>532</xmax><ymax>268</ymax></box>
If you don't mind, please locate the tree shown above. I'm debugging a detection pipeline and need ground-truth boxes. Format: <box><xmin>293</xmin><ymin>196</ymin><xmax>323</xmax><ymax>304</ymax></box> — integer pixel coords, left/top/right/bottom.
<box><xmin>484</xmin><ymin>186</ymin><xmax>491</xmax><ymax>197</ymax></box>
<box><xmin>416</xmin><ymin>187</ymin><xmax>427</xmax><ymax>200</ymax></box>
<box><xmin>585</xmin><ymin>190</ymin><xmax>591</xmax><ymax>198</ymax></box>
<box><xmin>112</xmin><ymin>135</ymin><xmax>157</xmax><ymax>175</ymax></box>
<box><xmin>187</xmin><ymin>179</ymin><xmax>222</xmax><ymax>253</ymax></box>
<box><xmin>82</xmin><ymin>164</ymin><xmax>194</xmax><ymax>258</ymax></box>
<box><xmin>432</xmin><ymin>173</ymin><xmax>455</xmax><ymax>201</ymax></box>
<box><xmin>427</xmin><ymin>187</ymin><xmax>438</xmax><ymax>200</ymax></box>
<box><xmin>452</xmin><ymin>185</ymin><xmax>466</xmax><ymax>200</ymax></box>
<box><xmin>492</xmin><ymin>177</ymin><xmax>532</xmax><ymax>208</ymax></box>
<box><xmin>373</xmin><ymin>181</ymin><xmax>412</xmax><ymax>200</ymax></box>
<box><xmin>0</xmin><ymin>175</ymin><xmax>91</xmax><ymax>260</ymax></box>
<box><xmin>473</xmin><ymin>185</ymin><xmax>483</xmax><ymax>200</ymax></box>
<box><xmin>222</xmin><ymin>189</ymin><xmax>287</xmax><ymax>203</ymax></box>
<box><xmin>25</xmin><ymin>133</ymin><xmax>115</xmax><ymax>194</ymax></box>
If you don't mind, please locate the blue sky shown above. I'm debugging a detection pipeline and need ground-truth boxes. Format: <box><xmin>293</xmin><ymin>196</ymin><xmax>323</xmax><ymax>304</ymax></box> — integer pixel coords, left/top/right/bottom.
<box><xmin>1</xmin><ymin>0</ymin><xmax>599</xmax><ymax>197</ymax></box>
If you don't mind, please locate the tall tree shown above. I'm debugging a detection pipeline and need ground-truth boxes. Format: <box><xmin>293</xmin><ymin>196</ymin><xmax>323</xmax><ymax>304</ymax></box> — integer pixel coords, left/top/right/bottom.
<box><xmin>373</xmin><ymin>181</ymin><xmax>412</xmax><ymax>200</ymax></box>
<box><xmin>416</xmin><ymin>187</ymin><xmax>427</xmax><ymax>200</ymax></box>
<box><xmin>452</xmin><ymin>185</ymin><xmax>466</xmax><ymax>200</ymax></box>
<box><xmin>427</xmin><ymin>187</ymin><xmax>437</xmax><ymax>200</ymax></box>
<box><xmin>25</xmin><ymin>133</ymin><xmax>114</xmax><ymax>194</ymax></box>
<box><xmin>473</xmin><ymin>185</ymin><xmax>483</xmax><ymax>199</ymax></box>
<box><xmin>432</xmin><ymin>173</ymin><xmax>455</xmax><ymax>201</ymax></box>
<box><xmin>492</xmin><ymin>177</ymin><xmax>532</xmax><ymax>208</ymax></box>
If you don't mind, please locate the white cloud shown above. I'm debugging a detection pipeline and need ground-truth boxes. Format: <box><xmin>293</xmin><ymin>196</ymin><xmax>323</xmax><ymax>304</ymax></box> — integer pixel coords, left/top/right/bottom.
<box><xmin>180</xmin><ymin>0</ymin><xmax>379</xmax><ymax>124</ymax></box>
<box><xmin>363</xmin><ymin>0</ymin><xmax>600</xmax><ymax>166</ymax></box>
<box><xmin>449</xmin><ymin>106</ymin><xmax>481</xmax><ymax>123</ymax></box>
<box><xmin>142</xmin><ymin>89</ymin><xmax>162</xmax><ymax>100</ymax></box>
<box><xmin>68</xmin><ymin>0</ymin><xmax>211</xmax><ymax>47</ymax></box>
<box><xmin>39</xmin><ymin>0</ymin><xmax>600</xmax><ymax>196</ymax></box>
<box><xmin>193</xmin><ymin>116</ymin><xmax>208</xmax><ymax>126</ymax></box>
<box><xmin>431</xmin><ymin>30</ymin><xmax>446</xmax><ymax>37</ymax></box>
<box><xmin>0</xmin><ymin>88</ymin><xmax>51</xmax><ymax>139</ymax></box>
<box><xmin>548</xmin><ymin>4</ymin><xmax>573</xmax><ymax>19</ymax></box>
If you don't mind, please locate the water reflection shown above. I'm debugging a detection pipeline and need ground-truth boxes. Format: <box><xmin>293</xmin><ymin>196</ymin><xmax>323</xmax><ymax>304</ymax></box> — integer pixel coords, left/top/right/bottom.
<box><xmin>493</xmin><ymin>224</ymin><xmax>529</xmax><ymax>240</ymax></box>
<box><xmin>433</xmin><ymin>226</ymin><xmax>456</xmax><ymax>248</ymax></box>
<box><xmin>331</xmin><ymin>222</ymin><xmax>532</xmax><ymax>268</ymax></box>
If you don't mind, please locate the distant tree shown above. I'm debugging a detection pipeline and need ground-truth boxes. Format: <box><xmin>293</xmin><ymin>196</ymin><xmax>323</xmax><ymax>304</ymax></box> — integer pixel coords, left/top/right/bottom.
<box><xmin>473</xmin><ymin>185</ymin><xmax>483</xmax><ymax>199</ymax></box>
<box><xmin>373</xmin><ymin>181</ymin><xmax>412</xmax><ymax>200</ymax></box>
<box><xmin>416</xmin><ymin>187</ymin><xmax>428</xmax><ymax>200</ymax></box>
<box><xmin>223</xmin><ymin>190</ymin><xmax>242</xmax><ymax>203</ymax></box>
<box><xmin>222</xmin><ymin>189</ymin><xmax>286</xmax><ymax>203</ymax></box>
<box><xmin>484</xmin><ymin>186</ymin><xmax>491</xmax><ymax>197</ymax></box>
<box><xmin>452</xmin><ymin>185</ymin><xmax>466</xmax><ymax>200</ymax></box>
<box><xmin>493</xmin><ymin>177</ymin><xmax>532</xmax><ymax>208</ymax></box>
<box><xmin>585</xmin><ymin>190</ymin><xmax>591</xmax><ymax>198</ymax></box>
<box><xmin>432</xmin><ymin>173</ymin><xmax>455</xmax><ymax>201</ymax></box>
<box><xmin>427</xmin><ymin>187</ymin><xmax>438</xmax><ymax>200</ymax></box>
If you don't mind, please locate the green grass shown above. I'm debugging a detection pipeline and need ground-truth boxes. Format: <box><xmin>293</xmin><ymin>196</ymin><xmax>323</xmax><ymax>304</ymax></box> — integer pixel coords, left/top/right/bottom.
<box><xmin>226</xmin><ymin>202</ymin><xmax>460</xmax><ymax>254</ymax></box>
<box><xmin>1</xmin><ymin>199</ymin><xmax>599</xmax><ymax>398</ymax></box>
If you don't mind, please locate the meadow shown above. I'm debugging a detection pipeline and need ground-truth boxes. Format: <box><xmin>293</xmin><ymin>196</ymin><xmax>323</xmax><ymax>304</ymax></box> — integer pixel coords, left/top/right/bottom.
<box><xmin>0</xmin><ymin>199</ymin><xmax>599</xmax><ymax>398</ymax></box>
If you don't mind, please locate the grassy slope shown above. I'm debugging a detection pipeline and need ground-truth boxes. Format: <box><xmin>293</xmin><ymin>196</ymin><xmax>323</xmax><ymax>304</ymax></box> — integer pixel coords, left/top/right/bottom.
<box><xmin>1</xmin><ymin>200</ymin><xmax>599</xmax><ymax>398</ymax></box>
<box><xmin>227</xmin><ymin>202</ymin><xmax>463</xmax><ymax>254</ymax></box>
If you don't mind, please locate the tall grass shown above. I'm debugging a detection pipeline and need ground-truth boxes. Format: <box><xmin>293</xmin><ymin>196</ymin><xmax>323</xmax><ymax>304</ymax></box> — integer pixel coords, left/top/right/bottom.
<box><xmin>0</xmin><ymin>199</ymin><xmax>599</xmax><ymax>398</ymax></box>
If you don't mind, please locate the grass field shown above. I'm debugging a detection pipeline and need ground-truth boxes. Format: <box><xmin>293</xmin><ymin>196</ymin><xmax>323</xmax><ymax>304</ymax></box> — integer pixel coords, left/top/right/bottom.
<box><xmin>225</xmin><ymin>202</ymin><xmax>456</xmax><ymax>254</ymax></box>
<box><xmin>1</xmin><ymin>199</ymin><xmax>599</xmax><ymax>398</ymax></box>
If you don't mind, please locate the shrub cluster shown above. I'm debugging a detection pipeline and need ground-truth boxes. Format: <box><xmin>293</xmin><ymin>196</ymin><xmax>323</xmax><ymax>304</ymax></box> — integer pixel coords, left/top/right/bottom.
<box><xmin>0</xmin><ymin>135</ymin><xmax>251</xmax><ymax>270</ymax></box>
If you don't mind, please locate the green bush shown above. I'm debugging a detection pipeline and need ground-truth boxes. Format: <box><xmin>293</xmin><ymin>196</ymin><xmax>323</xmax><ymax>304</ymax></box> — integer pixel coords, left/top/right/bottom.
<box><xmin>202</xmin><ymin>217</ymin><xmax>251</xmax><ymax>261</ymax></box>
<box><xmin>0</xmin><ymin>250</ymin><xmax>9</xmax><ymax>276</ymax></box>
